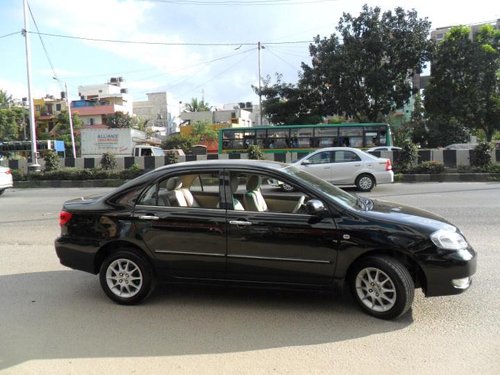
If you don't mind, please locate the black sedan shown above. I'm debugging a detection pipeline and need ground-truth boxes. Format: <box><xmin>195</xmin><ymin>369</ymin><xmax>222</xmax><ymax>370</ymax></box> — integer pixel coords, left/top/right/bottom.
<box><xmin>55</xmin><ymin>160</ymin><xmax>476</xmax><ymax>320</ymax></box>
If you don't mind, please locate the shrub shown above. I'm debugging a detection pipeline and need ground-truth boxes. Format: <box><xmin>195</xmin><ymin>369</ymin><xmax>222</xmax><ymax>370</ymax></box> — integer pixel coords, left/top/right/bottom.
<box><xmin>43</xmin><ymin>150</ymin><xmax>61</xmax><ymax>172</ymax></box>
<box><xmin>100</xmin><ymin>152</ymin><xmax>117</xmax><ymax>170</ymax></box>
<box><xmin>247</xmin><ymin>145</ymin><xmax>264</xmax><ymax>160</ymax></box>
<box><xmin>120</xmin><ymin>164</ymin><xmax>144</xmax><ymax>180</ymax></box>
<box><xmin>165</xmin><ymin>150</ymin><xmax>178</xmax><ymax>165</ymax></box>
<box><xmin>11</xmin><ymin>169</ymin><xmax>27</xmax><ymax>181</ymax></box>
<box><xmin>395</xmin><ymin>142</ymin><xmax>418</xmax><ymax>173</ymax></box>
<box><xmin>487</xmin><ymin>164</ymin><xmax>500</xmax><ymax>174</ymax></box>
<box><xmin>409</xmin><ymin>161</ymin><xmax>445</xmax><ymax>174</ymax></box>
<box><xmin>470</xmin><ymin>142</ymin><xmax>492</xmax><ymax>168</ymax></box>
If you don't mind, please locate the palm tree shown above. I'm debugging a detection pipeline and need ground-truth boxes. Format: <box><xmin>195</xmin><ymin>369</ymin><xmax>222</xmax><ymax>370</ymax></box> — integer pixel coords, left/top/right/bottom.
<box><xmin>184</xmin><ymin>98</ymin><xmax>210</xmax><ymax>112</ymax></box>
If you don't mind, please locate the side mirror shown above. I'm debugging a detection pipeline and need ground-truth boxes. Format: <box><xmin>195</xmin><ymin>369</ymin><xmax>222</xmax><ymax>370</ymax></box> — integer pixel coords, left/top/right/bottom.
<box><xmin>301</xmin><ymin>159</ymin><xmax>312</xmax><ymax>165</ymax></box>
<box><xmin>305</xmin><ymin>199</ymin><xmax>328</xmax><ymax>216</ymax></box>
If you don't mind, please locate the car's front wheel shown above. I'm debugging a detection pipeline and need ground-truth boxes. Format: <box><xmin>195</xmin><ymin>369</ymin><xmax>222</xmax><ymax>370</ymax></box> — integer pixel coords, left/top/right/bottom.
<box><xmin>350</xmin><ymin>256</ymin><xmax>414</xmax><ymax>320</ymax></box>
<box><xmin>99</xmin><ymin>249</ymin><xmax>155</xmax><ymax>305</ymax></box>
<box><xmin>355</xmin><ymin>174</ymin><xmax>375</xmax><ymax>192</ymax></box>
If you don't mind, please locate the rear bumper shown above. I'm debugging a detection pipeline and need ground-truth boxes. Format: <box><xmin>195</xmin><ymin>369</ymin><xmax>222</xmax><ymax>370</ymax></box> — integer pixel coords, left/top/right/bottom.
<box><xmin>374</xmin><ymin>171</ymin><xmax>394</xmax><ymax>185</ymax></box>
<box><xmin>55</xmin><ymin>237</ymin><xmax>99</xmax><ymax>274</ymax></box>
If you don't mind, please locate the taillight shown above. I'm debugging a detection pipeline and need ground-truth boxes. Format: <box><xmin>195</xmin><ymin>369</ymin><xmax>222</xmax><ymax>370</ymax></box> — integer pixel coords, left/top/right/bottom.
<box><xmin>5</xmin><ymin>169</ymin><xmax>12</xmax><ymax>175</ymax></box>
<box><xmin>385</xmin><ymin>159</ymin><xmax>392</xmax><ymax>171</ymax></box>
<box><xmin>59</xmin><ymin>211</ymin><xmax>73</xmax><ymax>226</ymax></box>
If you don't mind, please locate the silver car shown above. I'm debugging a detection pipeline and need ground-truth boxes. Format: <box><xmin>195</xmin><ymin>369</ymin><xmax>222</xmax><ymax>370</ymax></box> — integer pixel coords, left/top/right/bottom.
<box><xmin>0</xmin><ymin>166</ymin><xmax>13</xmax><ymax>196</ymax></box>
<box><xmin>291</xmin><ymin>147</ymin><xmax>394</xmax><ymax>192</ymax></box>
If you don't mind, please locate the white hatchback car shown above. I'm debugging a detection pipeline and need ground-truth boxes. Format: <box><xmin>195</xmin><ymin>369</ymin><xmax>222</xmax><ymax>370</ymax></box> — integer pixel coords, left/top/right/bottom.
<box><xmin>291</xmin><ymin>147</ymin><xmax>393</xmax><ymax>192</ymax></box>
<box><xmin>0</xmin><ymin>166</ymin><xmax>13</xmax><ymax>196</ymax></box>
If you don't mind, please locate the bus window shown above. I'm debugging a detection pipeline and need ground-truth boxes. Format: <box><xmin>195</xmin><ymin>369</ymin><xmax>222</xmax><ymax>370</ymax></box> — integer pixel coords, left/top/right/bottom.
<box><xmin>339</xmin><ymin>127</ymin><xmax>363</xmax><ymax>147</ymax></box>
<box><xmin>266</xmin><ymin>129</ymin><xmax>289</xmax><ymax>149</ymax></box>
<box><xmin>296</xmin><ymin>127</ymin><xmax>314</xmax><ymax>148</ymax></box>
<box><xmin>315</xmin><ymin>127</ymin><xmax>339</xmax><ymax>147</ymax></box>
<box><xmin>364</xmin><ymin>131</ymin><xmax>379</xmax><ymax>147</ymax></box>
<box><xmin>256</xmin><ymin>130</ymin><xmax>267</xmax><ymax>148</ymax></box>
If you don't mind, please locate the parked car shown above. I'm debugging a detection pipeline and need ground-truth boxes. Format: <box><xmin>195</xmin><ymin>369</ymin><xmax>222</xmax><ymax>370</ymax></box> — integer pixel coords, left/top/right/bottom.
<box><xmin>444</xmin><ymin>143</ymin><xmax>478</xmax><ymax>150</ymax></box>
<box><xmin>55</xmin><ymin>160</ymin><xmax>476</xmax><ymax>320</ymax></box>
<box><xmin>0</xmin><ymin>166</ymin><xmax>13</xmax><ymax>195</ymax></box>
<box><xmin>367</xmin><ymin>146</ymin><xmax>402</xmax><ymax>152</ymax></box>
<box><xmin>291</xmin><ymin>147</ymin><xmax>393</xmax><ymax>192</ymax></box>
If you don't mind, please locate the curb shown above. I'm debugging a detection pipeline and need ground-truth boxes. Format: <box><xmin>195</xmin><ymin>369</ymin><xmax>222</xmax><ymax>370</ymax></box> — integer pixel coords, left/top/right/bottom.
<box><xmin>395</xmin><ymin>173</ymin><xmax>500</xmax><ymax>183</ymax></box>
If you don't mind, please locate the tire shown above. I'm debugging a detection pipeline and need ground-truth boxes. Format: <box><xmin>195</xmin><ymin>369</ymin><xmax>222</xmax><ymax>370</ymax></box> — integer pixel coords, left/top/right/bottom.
<box><xmin>280</xmin><ymin>183</ymin><xmax>295</xmax><ymax>192</ymax></box>
<box><xmin>99</xmin><ymin>249</ymin><xmax>155</xmax><ymax>305</ymax></box>
<box><xmin>350</xmin><ymin>256</ymin><xmax>414</xmax><ymax>320</ymax></box>
<box><xmin>0</xmin><ymin>189</ymin><xmax>5</xmax><ymax>196</ymax></box>
<box><xmin>355</xmin><ymin>174</ymin><xmax>375</xmax><ymax>192</ymax></box>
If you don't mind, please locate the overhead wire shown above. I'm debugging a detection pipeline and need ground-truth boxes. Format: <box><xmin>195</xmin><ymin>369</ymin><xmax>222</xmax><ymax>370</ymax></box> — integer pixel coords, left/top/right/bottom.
<box><xmin>0</xmin><ymin>31</ymin><xmax>21</xmax><ymax>39</ymax></box>
<box><xmin>27</xmin><ymin>31</ymin><xmax>312</xmax><ymax>47</ymax></box>
<box><xmin>26</xmin><ymin>1</ymin><xmax>60</xmax><ymax>88</ymax></box>
<box><xmin>136</xmin><ymin>0</ymin><xmax>339</xmax><ymax>5</ymax></box>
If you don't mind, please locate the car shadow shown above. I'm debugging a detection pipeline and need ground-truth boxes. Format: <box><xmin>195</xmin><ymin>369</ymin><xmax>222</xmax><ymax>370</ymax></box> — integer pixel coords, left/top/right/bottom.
<box><xmin>0</xmin><ymin>270</ymin><xmax>413</xmax><ymax>369</ymax></box>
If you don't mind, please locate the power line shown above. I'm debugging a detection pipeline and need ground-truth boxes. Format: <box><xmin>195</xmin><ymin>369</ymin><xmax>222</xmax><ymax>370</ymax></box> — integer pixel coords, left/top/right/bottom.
<box><xmin>0</xmin><ymin>31</ymin><xmax>21</xmax><ymax>39</ymax></box>
<box><xmin>28</xmin><ymin>31</ymin><xmax>311</xmax><ymax>47</ymax></box>
<box><xmin>27</xmin><ymin>1</ymin><xmax>60</xmax><ymax>85</ymax></box>
<box><xmin>136</xmin><ymin>0</ymin><xmax>338</xmax><ymax>5</ymax></box>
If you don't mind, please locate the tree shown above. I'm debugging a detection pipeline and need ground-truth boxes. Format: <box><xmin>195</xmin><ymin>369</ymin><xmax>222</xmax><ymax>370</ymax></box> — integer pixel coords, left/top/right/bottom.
<box><xmin>45</xmin><ymin>110</ymin><xmax>82</xmax><ymax>156</ymax></box>
<box><xmin>425</xmin><ymin>25</ymin><xmax>500</xmax><ymax>143</ymax></box>
<box><xmin>183</xmin><ymin>98</ymin><xmax>210</xmax><ymax>112</ymax></box>
<box><xmin>106</xmin><ymin>111</ymin><xmax>137</xmax><ymax>128</ymax></box>
<box><xmin>300</xmin><ymin>5</ymin><xmax>432</xmax><ymax>122</ymax></box>
<box><xmin>191</xmin><ymin>121</ymin><xmax>217</xmax><ymax>141</ymax></box>
<box><xmin>0</xmin><ymin>89</ymin><xmax>13</xmax><ymax>109</ymax></box>
<box><xmin>0</xmin><ymin>106</ymin><xmax>27</xmax><ymax>141</ymax></box>
<box><xmin>253</xmin><ymin>74</ymin><xmax>323</xmax><ymax>125</ymax></box>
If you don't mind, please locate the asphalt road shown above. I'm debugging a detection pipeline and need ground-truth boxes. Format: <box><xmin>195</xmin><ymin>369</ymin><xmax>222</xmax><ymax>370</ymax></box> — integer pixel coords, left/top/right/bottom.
<box><xmin>0</xmin><ymin>183</ymin><xmax>499</xmax><ymax>374</ymax></box>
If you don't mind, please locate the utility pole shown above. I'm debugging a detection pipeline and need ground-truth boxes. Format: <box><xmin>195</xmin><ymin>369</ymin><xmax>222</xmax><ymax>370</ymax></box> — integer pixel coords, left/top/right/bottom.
<box><xmin>23</xmin><ymin>0</ymin><xmax>39</xmax><ymax>171</ymax></box>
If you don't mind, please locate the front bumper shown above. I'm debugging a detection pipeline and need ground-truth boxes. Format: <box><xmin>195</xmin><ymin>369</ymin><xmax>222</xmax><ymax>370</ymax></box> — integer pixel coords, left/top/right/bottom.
<box><xmin>422</xmin><ymin>247</ymin><xmax>477</xmax><ymax>297</ymax></box>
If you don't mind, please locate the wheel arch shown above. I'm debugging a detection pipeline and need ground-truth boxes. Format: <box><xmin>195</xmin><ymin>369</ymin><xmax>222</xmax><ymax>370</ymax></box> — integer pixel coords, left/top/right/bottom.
<box><xmin>344</xmin><ymin>249</ymin><xmax>427</xmax><ymax>292</ymax></box>
<box><xmin>355</xmin><ymin>172</ymin><xmax>376</xmax><ymax>185</ymax></box>
<box><xmin>94</xmin><ymin>240</ymin><xmax>153</xmax><ymax>274</ymax></box>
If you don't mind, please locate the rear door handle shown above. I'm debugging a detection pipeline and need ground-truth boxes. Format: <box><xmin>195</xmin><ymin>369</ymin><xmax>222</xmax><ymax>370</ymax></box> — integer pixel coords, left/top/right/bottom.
<box><xmin>138</xmin><ymin>215</ymin><xmax>159</xmax><ymax>220</ymax></box>
<box><xmin>229</xmin><ymin>220</ymin><xmax>252</xmax><ymax>226</ymax></box>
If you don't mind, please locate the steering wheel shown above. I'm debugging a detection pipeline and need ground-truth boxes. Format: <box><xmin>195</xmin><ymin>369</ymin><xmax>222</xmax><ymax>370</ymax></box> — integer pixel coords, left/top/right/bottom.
<box><xmin>292</xmin><ymin>195</ymin><xmax>306</xmax><ymax>213</ymax></box>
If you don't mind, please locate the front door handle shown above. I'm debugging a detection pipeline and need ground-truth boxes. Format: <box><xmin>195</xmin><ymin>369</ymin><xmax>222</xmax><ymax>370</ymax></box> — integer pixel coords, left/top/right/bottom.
<box><xmin>229</xmin><ymin>220</ymin><xmax>252</xmax><ymax>226</ymax></box>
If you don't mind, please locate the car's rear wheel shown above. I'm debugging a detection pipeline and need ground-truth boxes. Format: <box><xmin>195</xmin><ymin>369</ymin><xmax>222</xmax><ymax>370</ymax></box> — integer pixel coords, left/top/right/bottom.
<box><xmin>99</xmin><ymin>249</ymin><xmax>155</xmax><ymax>305</ymax></box>
<box><xmin>350</xmin><ymin>256</ymin><xmax>414</xmax><ymax>320</ymax></box>
<box><xmin>355</xmin><ymin>174</ymin><xmax>375</xmax><ymax>192</ymax></box>
<box><xmin>0</xmin><ymin>189</ymin><xmax>5</xmax><ymax>196</ymax></box>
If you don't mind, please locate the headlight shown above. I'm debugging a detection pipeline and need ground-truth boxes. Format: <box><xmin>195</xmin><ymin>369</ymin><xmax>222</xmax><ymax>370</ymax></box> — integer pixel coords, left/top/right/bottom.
<box><xmin>430</xmin><ymin>229</ymin><xmax>469</xmax><ymax>250</ymax></box>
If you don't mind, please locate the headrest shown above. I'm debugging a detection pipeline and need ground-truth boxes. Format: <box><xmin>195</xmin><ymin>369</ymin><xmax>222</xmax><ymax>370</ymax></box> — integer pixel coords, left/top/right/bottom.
<box><xmin>166</xmin><ymin>177</ymin><xmax>182</xmax><ymax>191</ymax></box>
<box><xmin>230</xmin><ymin>175</ymin><xmax>239</xmax><ymax>193</ymax></box>
<box><xmin>246</xmin><ymin>175</ymin><xmax>261</xmax><ymax>191</ymax></box>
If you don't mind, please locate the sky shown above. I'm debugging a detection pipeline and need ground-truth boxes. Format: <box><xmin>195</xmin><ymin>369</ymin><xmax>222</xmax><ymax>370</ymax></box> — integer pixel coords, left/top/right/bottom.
<box><xmin>0</xmin><ymin>0</ymin><xmax>498</xmax><ymax>115</ymax></box>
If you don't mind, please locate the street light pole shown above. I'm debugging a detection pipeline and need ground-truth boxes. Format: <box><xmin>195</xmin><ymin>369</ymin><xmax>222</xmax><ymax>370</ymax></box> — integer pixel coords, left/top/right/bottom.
<box><xmin>22</xmin><ymin>0</ymin><xmax>39</xmax><ymax>170</ymax></box>
<box><xmin>54</xmin><ymin>77</ymin><xmax>77</xmax><ymax>158</ymax></box>
<box><xmin>258</xmin><ymin>41</ymin><xmax>263</xmax><ymax>125</ymax></box>
<box><xmin>64</xmin><ymin>82</ymin><xmax>77</xmax><ymax>158</ymax></box>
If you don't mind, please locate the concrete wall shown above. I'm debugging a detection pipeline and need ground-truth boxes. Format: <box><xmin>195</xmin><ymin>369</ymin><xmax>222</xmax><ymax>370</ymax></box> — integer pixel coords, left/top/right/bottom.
<box><xmin>2</xmin><ymin>149</ymin><xmax>499</xmax><ymax>173</ymax></box>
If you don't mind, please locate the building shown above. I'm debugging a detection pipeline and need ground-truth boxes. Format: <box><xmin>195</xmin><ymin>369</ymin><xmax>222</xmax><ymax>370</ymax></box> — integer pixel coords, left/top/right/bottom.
<box><xmin>33</xmin><ymin>94</ymin><xmax>69</xmax><ymax>135</ymax></box>
<box><xmin>133</xmin><ymin>92</ymin><xmax>172</xmax><ymax>137</ymax></box>
<box><xmin>180</xmin><ymin>107</ymin><xmax>253</xmax><ymax>128</ymax></box>
<box><xmin>71</xmin><ymin>77</ymin><xmax>132</xmax><ymax>128</ymax></box>
<box><xmin>431</xmin><ymin>18</ymin><xmax>500</xmax><ymax>42</ymax></box>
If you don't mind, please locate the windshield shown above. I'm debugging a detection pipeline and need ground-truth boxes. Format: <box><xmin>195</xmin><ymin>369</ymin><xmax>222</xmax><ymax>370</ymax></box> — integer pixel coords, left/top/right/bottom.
<box><xmin>280</xmin><ymin>164</ymin><xmax>358</xmax><ymax>209</ymax></box>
